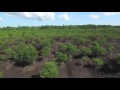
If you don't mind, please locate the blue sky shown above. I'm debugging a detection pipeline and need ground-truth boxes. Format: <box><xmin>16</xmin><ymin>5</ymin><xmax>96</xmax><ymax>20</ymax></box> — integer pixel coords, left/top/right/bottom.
<box><xmin>0</xmin><ymin>12</ymin><xmax>120</xmax><ymax>27</ymax></box>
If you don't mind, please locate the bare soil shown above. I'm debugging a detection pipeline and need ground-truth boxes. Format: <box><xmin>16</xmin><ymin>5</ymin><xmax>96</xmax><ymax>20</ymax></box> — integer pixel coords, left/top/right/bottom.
<box><xmin>58</xmin><ymin>60</ymin><xmax>96</xmax><ymax>78</ymax></box>
<box><xmin>0</xmin><ymin>39</ymin><xmax>120</xmax><ymax>78</ymax></box>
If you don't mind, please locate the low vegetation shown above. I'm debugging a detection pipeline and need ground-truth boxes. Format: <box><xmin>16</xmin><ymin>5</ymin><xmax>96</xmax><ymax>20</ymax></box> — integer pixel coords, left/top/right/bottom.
<box><xmin>40</xmin><ymin>61</ymin><xmax>58</xmax><ymax>78</ymax></box>
<box><xmin>0</xmin><ymin>71</ymin><xmax>4</xmax><ymax>78</ymax></box>
<box><xmin>55</xmin><ymin>52</ymin><xmax>68</xmax><ymax>62</ymax></box>
<box><xmin>0</xmin><ymin>25</ymin><xmax>120</xmax><ymax>78</ymax></box>
<box><xmin>79</xmin><ymin>46</ymin><xmax>92</xmax><ymax>56</ymax></box>
<box><xmin>92</xmin><ymin>58</ymin><xmax>104</xmax><ymax>70</ymax></box>
<box><xmin>12</xmin><ymin>44</ymin><xmax>38</xmax><ymax>65</ymax></box>
<box><xmin>41</xmin><ymin>47</ymin><xmax>51</xmax><ymax>60</ymax></box>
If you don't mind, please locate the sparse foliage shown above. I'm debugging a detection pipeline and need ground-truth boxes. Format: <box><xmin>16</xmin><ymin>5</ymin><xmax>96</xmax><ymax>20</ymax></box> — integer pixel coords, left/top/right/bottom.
<box><xmin>82</xmin><ymin>56</ymin><xmax>89</xmax><ymax>62</ymax></box>
<box><xmin>0</xmin><ymin>71</ymin><xmax>4</xmax><ymax>78</ymax></box>
<box><xmin>107</xmin><ymin>44</ymin><xmax>115</xmax><ymax>51</ymax></box>
<box><xmin>79</xmin><ymin>46</ymin><xmax>92</xmax><ymax>56</ymax></box>
<box><xmin>93</xmin><ymin>58</ymin><xmax>104</xmax><ymax>70</ymax></box>
<box><xmin>81</xmin><ymin>56</ymin><xmax>90</xmax><ymax>66</ymax></box>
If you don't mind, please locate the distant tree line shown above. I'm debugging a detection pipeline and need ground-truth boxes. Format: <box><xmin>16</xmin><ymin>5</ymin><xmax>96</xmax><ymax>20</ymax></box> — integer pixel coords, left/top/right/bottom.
<box><xmin>1</xmin><ymin>24</ymin><xmax>120</xmax><ymax>30</ymax></box>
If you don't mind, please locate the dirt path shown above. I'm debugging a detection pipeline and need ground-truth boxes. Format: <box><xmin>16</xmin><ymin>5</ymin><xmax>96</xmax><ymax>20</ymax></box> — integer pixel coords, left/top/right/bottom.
<box><xmin>58</xmin><ymin>60</ymin><xmax>96</xmax><ymax>78</ymax></box>
<box><xmin>0</xmin><ymin>60</ymin><xmax>44</xmax><ymax>78</ymax></box>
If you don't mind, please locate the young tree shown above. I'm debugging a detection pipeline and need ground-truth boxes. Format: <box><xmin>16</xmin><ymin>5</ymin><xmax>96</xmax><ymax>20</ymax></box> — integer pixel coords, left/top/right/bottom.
<box><xmin>81</xmin><ymin>56</ymin><xmax>90</xmax><ymax>66</ymax></box>
<box><xmin>40</xmin><ymin>39</ymin><xmax>52</xmax><ymax>49</ymax></box>
<box><xmin>55</xmin><ymin>52</ymin><xmax>68</xmax><ymax>62</ymax></box>
<box><xmin>79</xmin><ymin>46</ymin><xmax>92</xmax><ymax>56</ymax></box>
<box><xmin>92</xmin><ymin>58</ymin><xmax>104</xmax><ymax>70</ymax></box>
<box><xmin>107</xmin><ymin>44</ymin><xmax>115</xmax><ymax>52</ymax></box>
<box><xmin>40</xmin><ymin>61</ymin><xmax>58</xmax><ymax>78</ymax></box>
<box><xmin>58</xmin><ymin>43</ymin><xmax>68</xmax><ymax>53</ymax></box>
<box><xmin>58</xmin><ymin>43</ymin><xmax>77</xmax><ymax>55</ymax></box>
<box><xmin>90</xmin><ymin>43</ymin><xmax>106</xmax><ymax>56</ymax></box>
<box><xmin>66</xmin><ymin>43</ymin><xmax>77</xmax><ymax>55</ymax></box>
<box><xmin>41</xmin><ymin>47</ymin><xmax>51</xmax><ymax>60</ymax></box>
<box><xmin>12</xmin><ymin>44</ymin><xmax>38</xmax><ymax>65</ymax></box>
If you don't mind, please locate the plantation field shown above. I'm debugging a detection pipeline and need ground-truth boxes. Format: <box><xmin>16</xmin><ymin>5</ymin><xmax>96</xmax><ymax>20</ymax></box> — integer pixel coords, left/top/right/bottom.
<box><xmin>0</xmin><ymin>25</ymin><xmax>120</xmax><ymax>78</ymax></box>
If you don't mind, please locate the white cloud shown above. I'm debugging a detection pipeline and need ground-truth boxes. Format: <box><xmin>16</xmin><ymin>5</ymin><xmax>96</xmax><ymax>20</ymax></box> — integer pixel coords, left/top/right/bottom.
<box><xmin>0</xmin><ymin>17</ymin><xmax>3</xmax><ymax>21</ymax></box>
<box><xmin>89</xmin><ymin>14</ymin><xmax>100</xmax><ymax>19</ymax></box>
<box><xmin>118</xmin><ymin>12</ymin><xmax>120</xmax><ymax>14</ymax></box>
<box><xmin>104</xmin><ymin>12</ymin><xmax>117</xmax><ymax>16</ymax></box>
<box><xmin>5</xmin><ymin>12</ymin><xmax>55</xmax><ymax>21</ymax></box>
<box><xmin>104</xmin><ymin>12</ymin><xmax>120</xmax><ymax>16</ymax></box>
<box><xmin>59</xmin><ymin>13</ymin><xmax>70</xmax><ymax>20</ymax></box>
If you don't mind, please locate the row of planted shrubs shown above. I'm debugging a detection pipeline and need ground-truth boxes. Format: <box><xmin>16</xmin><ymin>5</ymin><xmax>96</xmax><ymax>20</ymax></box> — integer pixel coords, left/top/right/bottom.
<box><xmin>12</xmin><ymin>44</ymin><xmax>38</xmax><ymax>65</ymax></box>
<box><xmin>78</xmin><ymin>42</ymin><xmax>110</xmax><ymax>70</ymax></box>
<box><xmin>0</xmin><ymin>37</ymin><xmax>116</xmax><ymax>63</ymax></box>
<box><xmin>55</xmin><ymin>43</ymin><xmax>77</xmax><ymax>62</ymax></box>
<box><xmin>0</xmin><ymin>38</ymin><xmax>120</xmax><ymax>78</ymax></box>
<box><xmin>40</xmin><ymin>61</ymin><xmax>58</xmax><ymax>78</ymax></box>
<box><xmin>39</xmin><ymin>53</ymin><xmax>107</xmax><ymax>78</ymax></box>
<box><xmin>0</xmin><ymin>39</ymin><xmax>53</xmax><ymax>65</ymax></box>
<box><xmin>56</xmin><ymin>41</ymin><xmax>117</xmax><ymax>71</ymax></box>
<box><xmin>56</xmin><ymin>42</ymin><xmax>105</xmax><ymax>70</ymax></box>
<box><xmin>39</xmin><ymin>43</ymin><xmax>77</xmax><ymax>78</ymax></box>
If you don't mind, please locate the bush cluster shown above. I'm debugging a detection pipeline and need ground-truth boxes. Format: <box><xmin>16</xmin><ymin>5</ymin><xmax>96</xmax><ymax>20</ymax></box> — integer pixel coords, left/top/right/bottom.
<box><xmin>40</xmin><ymin>61</ymin><xmax>58</xmax><ymax>78</ymax></box>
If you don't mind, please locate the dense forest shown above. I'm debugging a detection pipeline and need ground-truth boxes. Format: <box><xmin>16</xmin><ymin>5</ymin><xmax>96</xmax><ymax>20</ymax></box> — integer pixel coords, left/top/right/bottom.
<box><xmin>0</xmin><ymin>25</ymin><xmax>120</xmax><ymax>78</ymax></box>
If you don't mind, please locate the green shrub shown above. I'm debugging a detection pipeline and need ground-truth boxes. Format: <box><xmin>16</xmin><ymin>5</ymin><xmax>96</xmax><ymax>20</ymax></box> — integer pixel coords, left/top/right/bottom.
<box><xmin>0</xmin><ymin>47</ymin><xmax>15</xmax><ymax>61</ymax></box>
<box><xmin>82</xmin><ymin>56</ymin><xmax>89</xmax><ymax>62</ymax></box>
<box><xmin>58</xmin><ymin>43</ymin><xmax>77</xmax><ymax>55</ymax></box>
<box><xmin>55</xmin><ymin>52</ymin><xmax>68</xmax><ymax>62</ymax></box>
<box><xmin>107</xmin><ymin>44</ymin><xmax>115</xmax><ymax>51</ymax></box>
<box><xmin>97</xmin><ymin>38</ymin><xmax>106</xmax><ymax>46</ymax></box>
<box><xmin>12</xmin><ymin>44</ymin><xmax>38</xmax><ymax>65</ymax></box>
<box><xmin>116</xmin><ymin>54</ymin><xmax>120</xmax><ymax>64</ymax></box>
<box><xmin>0</xmin><ymin>43</ymin><xmax>8</xmax><ymax>54</ymax></box>
<box><xmin>74</xmin><ymin>37</ymin><xmax>87</xmax><ymax>45</ymax></box>
<box><xmin>0</xmin><ymin>71</ymin><xmax>4</xmax><ymax>78</ymax></box>
<box><xmin>40</xmin><ymin>61</ymin><xmax>58</xmax><ymax>78</ymax></box>
<box><xmin>92</xmin><ymin>41</ymin><xmax>100</xmax><ymax>46</ymax></box>
<box><xmin>4</xmin><ymin>48</ymin><xmax>15</xmax><ymax>59</ymax></box>
<box><xmin>90</xmin><ymin>43</ymin><xmax>106</xmax><ymax>56</ymax></box>
<box><xmin>81</xmin><ymin>56</ymin><xmax>90</xmax><ymax>66</ymax></box>
<box><xmin>79</xmin><ymin>46</ymin><xmax>92</xmax><ymax>56</ymax></box>
<box><xmin>93</xmin><ymin>58</ymin><xmax>104</xmax><ymax>70</ymax></box>
<box><xmin>59</xmin><ymin>43</ymin><xmax>68</xmax><ymax>53</ymax></box>
<box><xmin>79</xmin><ymin>38</ymin><xmax>87</xmax><ymax>44</ymax></box>
<box><xmin>41</xmin><ymin>47</ymin><xmax>51</xmax><ymax>58</ymax></box>
<box><xmin>40</xmin><ymin>40</ymin><xmax>52</xmax><ymax>48</ymax></box>
<box><xmin>66</xmin><ymin>43</ymin><xmax>77</xmax><ymax>55</ymax></box>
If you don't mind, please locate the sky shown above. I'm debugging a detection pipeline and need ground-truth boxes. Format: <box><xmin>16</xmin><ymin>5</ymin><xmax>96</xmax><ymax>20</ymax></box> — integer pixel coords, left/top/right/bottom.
<box><xmin>0</xmin><ymin>12</ymin><xmax>120</xmax><ymax>27</ymax></box>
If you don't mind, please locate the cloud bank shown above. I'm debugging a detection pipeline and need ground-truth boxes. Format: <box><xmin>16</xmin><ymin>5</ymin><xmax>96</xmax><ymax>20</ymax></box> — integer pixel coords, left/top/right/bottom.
<box><xmin>104</xmin><ymin>12</ymin><xmax>120</xmax><ymax>16</ymax></box>
<box><xmin>5</xmin><ymin>12</ymin><xmax>55</xmax><ymax>21</ymax></box>
<box><xmin>0</xmin><ymin>17</ymin><xmax>3</xmax><ymax>21</ymax></box>
<box><xmin>89</xmin><ymin>14</ymin><xmax>100</xmax><ymax>19</ymax></box>
<box><xmin>59</xmin><ymin>13</ymin><xmax>70</xmax><ymax>20</ymax></box>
